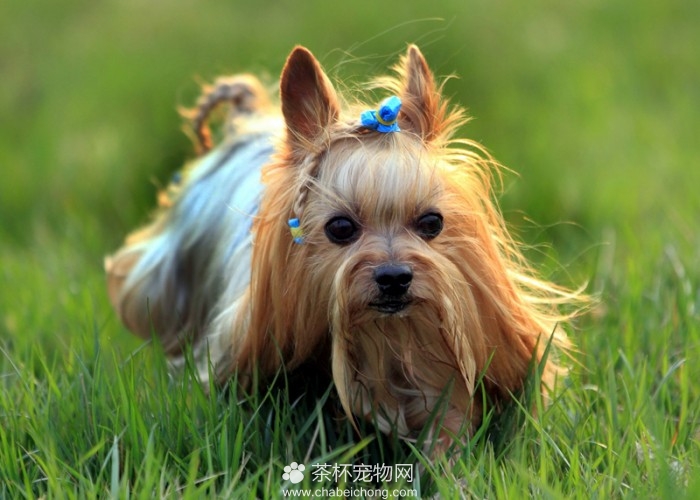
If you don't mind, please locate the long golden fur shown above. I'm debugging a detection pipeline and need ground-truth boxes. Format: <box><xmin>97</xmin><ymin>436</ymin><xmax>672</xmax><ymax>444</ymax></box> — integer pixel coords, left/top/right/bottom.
<box><xmin>106</xmin><ymin>45</ymin><xmax>581</xmax><ymax>451</ymax></box>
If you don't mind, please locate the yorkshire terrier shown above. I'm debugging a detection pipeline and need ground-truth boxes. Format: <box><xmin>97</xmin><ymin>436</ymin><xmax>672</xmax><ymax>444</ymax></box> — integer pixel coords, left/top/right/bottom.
<box><xmin>106</xmin><ymin>45</ymin><xmax>579</xmax><ymax>451</ymax></box>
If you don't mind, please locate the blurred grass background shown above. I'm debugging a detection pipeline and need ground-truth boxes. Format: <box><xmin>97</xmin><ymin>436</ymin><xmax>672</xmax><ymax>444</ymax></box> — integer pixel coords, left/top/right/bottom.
<box><xmin>3</xmin><ymin>0</ymin><xmax>698</xmax><ymax>247</ymax></box>
<box><xmin>1</xmin><ymin>0</ymin><xmax>699</xmax><ymax>496</ymax></box>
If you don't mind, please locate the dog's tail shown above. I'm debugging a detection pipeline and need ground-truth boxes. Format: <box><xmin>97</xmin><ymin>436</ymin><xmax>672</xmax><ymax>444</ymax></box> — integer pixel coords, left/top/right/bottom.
<box><xmin>180</xmin><ymin>74</ymin><xmax>272</xmax><ymax>154</ymax></box>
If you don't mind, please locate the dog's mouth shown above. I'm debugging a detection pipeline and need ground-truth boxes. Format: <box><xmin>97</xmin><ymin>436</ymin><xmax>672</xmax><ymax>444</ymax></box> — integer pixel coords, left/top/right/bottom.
<box><xmin>369</xmin><ymin>299</ymin><xmax>411</xmax><ymax>314</ymax></box>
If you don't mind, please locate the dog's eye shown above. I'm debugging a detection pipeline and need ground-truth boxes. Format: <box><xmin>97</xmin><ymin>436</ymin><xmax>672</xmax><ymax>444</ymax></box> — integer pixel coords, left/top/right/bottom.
<box><xmin>325</xmin><ymin>216</ymin><xmax>360</xmax><ymax>244</ymax></box>
<box><xmin>415</xmin><ymin>212</ymin><xmax>443</xmax><ymax>240</ymax></box>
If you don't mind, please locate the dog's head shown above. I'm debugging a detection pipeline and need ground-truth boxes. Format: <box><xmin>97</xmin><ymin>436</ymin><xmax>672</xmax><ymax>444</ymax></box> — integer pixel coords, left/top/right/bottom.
<box><xmin>242</xmin><ymin>46</ymin><xmax>573</xmax><ymax>433</ymax></box>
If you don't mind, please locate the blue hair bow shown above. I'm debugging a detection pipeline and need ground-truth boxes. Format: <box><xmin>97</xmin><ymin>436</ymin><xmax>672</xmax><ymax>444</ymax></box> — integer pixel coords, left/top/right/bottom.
<box><xmin>360</xmin><ymin>96</ymin><xmax>402</xmax><ymax>133</ymax></box>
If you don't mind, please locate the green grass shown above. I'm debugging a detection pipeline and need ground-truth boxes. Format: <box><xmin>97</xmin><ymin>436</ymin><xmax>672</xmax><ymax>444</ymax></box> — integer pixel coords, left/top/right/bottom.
<box><xmin>2</xmin><ymin>0</ymin><xmax>699</xmax><ymax>498</ymax></box>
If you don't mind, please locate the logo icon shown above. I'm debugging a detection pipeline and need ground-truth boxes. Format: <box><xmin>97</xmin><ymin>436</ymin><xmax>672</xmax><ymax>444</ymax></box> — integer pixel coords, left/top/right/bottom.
<box><xmin>282</xmin><ymin>462</ymin><xmax>305</xmax><ymax>484</ymax></box>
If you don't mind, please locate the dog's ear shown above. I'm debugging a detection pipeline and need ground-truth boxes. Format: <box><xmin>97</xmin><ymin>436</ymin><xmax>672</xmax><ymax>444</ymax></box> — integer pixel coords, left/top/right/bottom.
<box><xmin>399</xmin><ymin>45</ymin><xmax>444</xmax><ymax>142</ymax></box>
<box><xmin>280</xmin><ymin>46</ymin><xmax>340</xmax><ymax>146</ymax></box>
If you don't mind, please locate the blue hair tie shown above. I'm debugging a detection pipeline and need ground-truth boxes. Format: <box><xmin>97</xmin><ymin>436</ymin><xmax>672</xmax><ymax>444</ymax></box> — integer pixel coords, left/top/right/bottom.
<box><xmin>361</xmin><ymin>96</ymin><xmax>401</xmax><ymax>133</ymax></box>
<box><xmin>288</xmin><ymin>218</ymin><xmax>304</xmax><ymax>244</ymax></box>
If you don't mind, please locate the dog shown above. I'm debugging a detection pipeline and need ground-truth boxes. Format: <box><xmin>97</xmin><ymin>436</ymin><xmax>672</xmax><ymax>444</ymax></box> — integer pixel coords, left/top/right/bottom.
<box><xmin>105</xmin><ymin>45</ymin><xmax>579</xmax><ymax>451</ymax></box>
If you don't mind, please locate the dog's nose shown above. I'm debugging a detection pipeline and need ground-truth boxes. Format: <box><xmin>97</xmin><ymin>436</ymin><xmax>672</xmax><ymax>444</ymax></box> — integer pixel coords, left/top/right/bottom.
<box><xmin>374</xmin><ymin>264</ymin><xmax>413</xmax><ymax>297</ymax></box>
